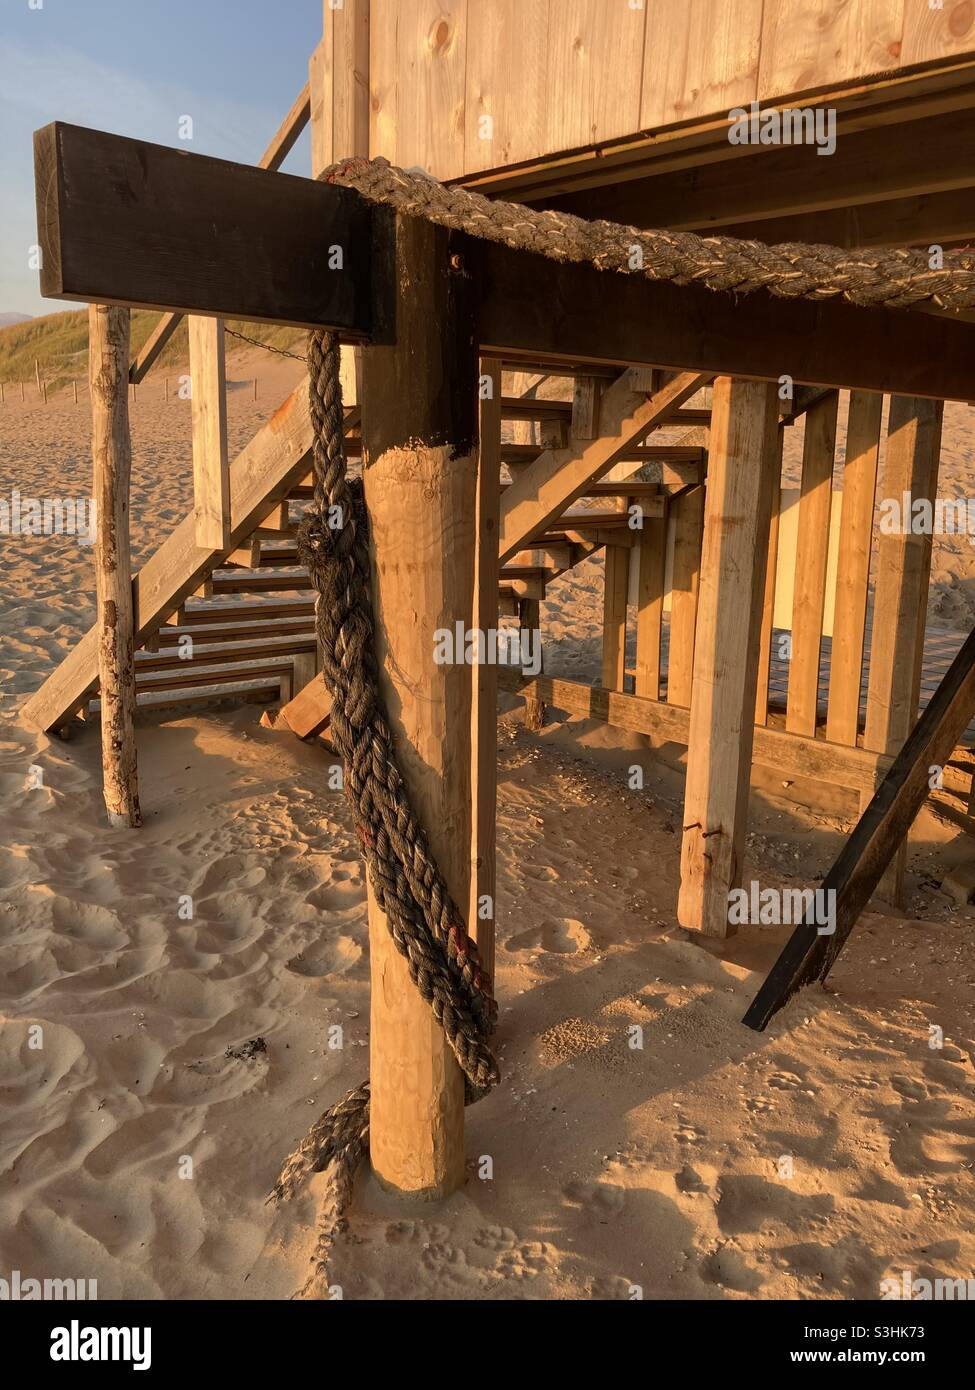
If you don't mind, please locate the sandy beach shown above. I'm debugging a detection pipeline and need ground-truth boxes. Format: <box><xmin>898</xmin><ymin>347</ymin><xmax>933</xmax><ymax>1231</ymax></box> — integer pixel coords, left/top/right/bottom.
<box><xmin>1</xmin><ymin>355</ymin><xmax>974</xmax><ymax>1300</ymax></box>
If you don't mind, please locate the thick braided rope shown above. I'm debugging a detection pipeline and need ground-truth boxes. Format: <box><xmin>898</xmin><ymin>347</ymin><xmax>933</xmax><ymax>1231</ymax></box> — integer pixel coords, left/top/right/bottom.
<box><xmin>268</xmin><ymin>333</ymin><xmax>499</xmax><ymax>1278</ymax></box>
<box><xmin>323</xmin><ymin>155</ymin><xmax>975</xmax><ymax>314</ymax></box>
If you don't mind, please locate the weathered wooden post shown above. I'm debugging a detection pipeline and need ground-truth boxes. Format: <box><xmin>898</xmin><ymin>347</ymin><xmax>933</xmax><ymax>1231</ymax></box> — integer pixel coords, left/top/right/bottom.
<box><xmin>360</xmin><ymin>213</ymin><xmax>478</xmax><ymax>1198</ymax></box>
<box><xmin>89</xmin><ymin>303</ymin><xmax>142</xmax><ymax>829</ymax></box>
<box><xmin>678</xmin><ymin>376</ymin><xmax>779</xmax><ymax>936</ymax></box>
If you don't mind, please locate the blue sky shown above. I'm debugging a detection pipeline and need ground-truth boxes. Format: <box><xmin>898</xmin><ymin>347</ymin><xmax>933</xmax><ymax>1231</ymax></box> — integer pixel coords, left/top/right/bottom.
<box><xmin>0</xmin><ymin>0</ymin><xmax>322</xmax><ymax>315</ymax></box>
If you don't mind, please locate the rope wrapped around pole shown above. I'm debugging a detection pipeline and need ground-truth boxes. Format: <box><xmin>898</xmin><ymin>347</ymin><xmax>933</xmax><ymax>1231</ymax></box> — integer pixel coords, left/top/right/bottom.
<box><xmin>268</xmin><ymin>331</ymin><xmax>498</xmax><ymax>1287</ymax></box>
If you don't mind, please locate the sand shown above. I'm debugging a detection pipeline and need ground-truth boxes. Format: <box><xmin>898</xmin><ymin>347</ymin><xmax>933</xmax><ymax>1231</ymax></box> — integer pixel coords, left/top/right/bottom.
<box><xmin>1</xmin><ymin>359</ymin><xmax>973</xmax><ymax>1300</ymax></box>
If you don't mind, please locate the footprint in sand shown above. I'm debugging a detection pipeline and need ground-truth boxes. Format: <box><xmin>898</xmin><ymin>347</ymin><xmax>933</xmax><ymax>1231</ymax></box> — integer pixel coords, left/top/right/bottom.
<box><xmin>562</xmin><ymin>1179</ymin><xmax>626</xmax><ymax>1216</ymax></box>
<box><xmin>700</xmin><ymin>1245</ymin><xmax>764</xmax><ymax>1293</ymax></box>
<box><xmin>506</xmin><ymin>918</ymin><xmax>592</xmax><ymax>954</ymax></box>
<box><xmin>674</xmin><ymin>1123</ymin><xmax>706</xmax><ymax>1147</ymax></box>
<box><xmin>767</xmin><ymin>1071</ymin><xmax>805</xmax><ymax>1091</ymax></box>
<box><xmin>286</xmin><ymin>933</ymin><xmax>362</xmax><ymax>978</ymax></box>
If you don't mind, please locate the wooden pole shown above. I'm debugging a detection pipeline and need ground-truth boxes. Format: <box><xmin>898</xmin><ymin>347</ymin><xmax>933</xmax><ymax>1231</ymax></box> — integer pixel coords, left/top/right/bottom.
<box><xmin>73</xmin><ymin>380</ymin><xmax>78</xmax><ymax>405</ymax></box>
<box><xmin>42</xmin><ymin>382</ymin><xmax>48</xmax><ymax>405</ymax></box>
<box><xmin>471</xmin><ymin>357</ymin><xmax>502</xmax><ymax>982</ymax></box>
<box><xmin>35</xmin><ymin>358</ymin><xmax>42</xmax><ymax>397</ymax></box>
<box><xmin>678</xmin><ymin>377</ymin><xmax>779</xmax><ymax>937</ymax></box>
<box><xmin>89</xmin><ymin>304</ymin><xmax>142</xmax><ymax>829</ymax></box>
<box><xmin>20</xmin><ymin>381</ymin><xmax>25</xmax><ymax>402</ymax></box>
<box><xmin>360</xmin><ymin>213</ymin><xmax>476</xmax><ymax>1199</ymax></box>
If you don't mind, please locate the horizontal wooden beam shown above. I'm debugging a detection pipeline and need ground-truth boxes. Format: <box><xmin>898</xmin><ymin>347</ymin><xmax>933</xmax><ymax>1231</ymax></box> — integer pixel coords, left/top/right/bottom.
<box><xmin>129</xmin><ymin>82</ymin><xmax>312</xmax><ymax>383</ymax></box>
<box><xmin>33</xmin><ymin>123</ymin><xmax>975</xmax><ymax>402</ymax></box>
<box><xmin>34</xmin><ymin>122</ymin><xmax>383</xmax><ymax>334</ymax></box>
<box><xmin>477</xmin><ymin>242</ymin><xmax>975</xmax><ymax>402</ymax></box>
<box><xmin>498</xmin><ymin>670</ymin><xmax>893</xmax><ymax>795</ymax></box>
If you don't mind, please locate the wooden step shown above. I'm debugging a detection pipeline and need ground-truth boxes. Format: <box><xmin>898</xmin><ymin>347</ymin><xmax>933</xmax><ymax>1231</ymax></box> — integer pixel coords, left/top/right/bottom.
<box><xmin>174</xmin><ymin>599</ymin><xmax>315</xmax><ymax>625</ymax></box>
<box><xmin>156</xmin><ymin>617</ymin><xmax>314</xmax><ymax>647</ymax></box>
<box><xmin>209</xmin><ymin>570</ymin><xmax>313</xmax><ymax>595</ymax></box>
<box><xmin>136</xmin><ymin>635</ymin><xmax>316</xmax><ymax>673</ymax></box>
<box><xmin>135</xmin><ymin>658</ymin><xmax>296</xmax><ymax>695</ymax></box>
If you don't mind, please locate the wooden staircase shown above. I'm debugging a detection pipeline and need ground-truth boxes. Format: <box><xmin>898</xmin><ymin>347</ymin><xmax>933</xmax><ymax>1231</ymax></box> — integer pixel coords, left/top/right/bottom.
<box><xmin>21</xmin><ymin>372</ymin><xmax>712</xmax><ymax>737</ymax></box>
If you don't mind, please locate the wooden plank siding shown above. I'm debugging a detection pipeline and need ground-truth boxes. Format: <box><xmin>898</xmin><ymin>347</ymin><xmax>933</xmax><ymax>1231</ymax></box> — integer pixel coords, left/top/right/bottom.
<box><xmin>357</xmin><ymin>0</ymin><xmax>974</xmax><ymax>184</ymax></box>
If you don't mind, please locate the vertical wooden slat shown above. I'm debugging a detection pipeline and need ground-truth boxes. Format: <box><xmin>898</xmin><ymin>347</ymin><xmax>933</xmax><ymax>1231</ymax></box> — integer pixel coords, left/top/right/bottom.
<box><xmin>601</xmin><ymin>544</ymin><xmax>629</xmax><ymax>691</ymax></box>
<box><xmin>786</xmin><ymin>391</ymin><xmax>839</xmax><ymax>737</ymax></box>
<box><xmin>89</xmin><ymin>304</ymin><xmax>142</xmax><ymax>829</ymax></box>
<box><xmin>825</xmin><ymin>390</ymin><xmax>883</xmax><ymax>746</ymax></box>
<box><xmin>641</xmin><ymin>0</ymin><xmax>762</xmax><ymax>129</ymax></box>
<box><xmin>332</xmin><ymin>0</ymin><xmax>371</xmax><ymax>164</ymax></box>
<box><xmin>754</xmin><ymin>430</ymin><xmax>784</xmax><ymax>726</ymax></box>
<box><xmin>862</xmin><ymin>395</ymin><xmax>944</xmax><ymax>903</ymax></box>
<box><xmin>471</xmin><ymin>356</ymin><xmax>502</xmax><ymax>983</ymax></box>
<box><xmin>188</xmin><ymin>316</ymin><xmax>230</xmax><ymax>551</ymax></box>
<box><xmin>636</xmin><ymin>499</ymin><xmax>668</xmax><ymax>701</ymax></box>
<box><xmin>678</xmin><ymin>377</ymin><xmax>780</xmax><ymax>937</ymax></box>
<box><xmin>667</xmin><ymin>485</ymin><xmax>704</xmax><ymax>707</ymax></box>
<box><xmin>547</xmin><ymin>0</ymin><xmax>647</xmax><ymax>153</ymax></box>
<box><xmin>465</xmin><ymin>0</ymin><xmax>551</xmax><ymax>174</ymax></box>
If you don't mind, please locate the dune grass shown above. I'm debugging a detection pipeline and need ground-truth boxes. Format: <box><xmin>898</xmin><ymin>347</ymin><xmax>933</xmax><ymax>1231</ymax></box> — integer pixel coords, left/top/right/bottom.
<box><xmin>0</xmin><ymin>308</ymin><xmax>306</xmax><ymax>390</ymax></box>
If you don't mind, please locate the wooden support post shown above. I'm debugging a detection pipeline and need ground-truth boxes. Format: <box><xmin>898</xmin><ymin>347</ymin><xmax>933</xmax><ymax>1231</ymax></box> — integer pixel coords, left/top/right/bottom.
<box><xmin>471</xmin><ymin>357</ymin><xmax>502</xmax><ymax>982</ymax></box>
<box><xmin>861</xmin><ymin>395</ymin><xmax>944</xmax><ymax>903</ymax></box>
<box><xmin>189</xmin><ymin>316</ymin><xmax>231</xmax><ymax>550</ymax></box>
<box><xmin>825</xmin><ymin>391</ymin><xmax>883</xmax><ymax>745</ymax></box>
<box><xmin>744</xmin><ymin>620</ymin><xmax>975</xmax><ymax>1032</ymax></box>
<box><xmin>786</xmin><ymin>392</ymin><xmax>838</xmax><ymax>737</ymax></box>
<box><xmin>89</xmin><ymin>304</ymin><xmax>141</xmax><ymax>829</ymax></box>
<box><xmin>678</xmin><ymin>378</ymin><xmax>779</xmax><ymax>937</ymax></box>
<box><xmin>754</xmin><ymin>431</ymin><xmax>784</xmax><ymax>725</ymax></box>
<box><xmin>667</xmin><ymin>485</ymin><xmax>704</xmax><ymax>707</ymax></box>
<box><xmin>601</xmin><ymin>545</ymin><xmax>629</xmax><ymax>691</ymax></box>
<box><xmin>361</xmin><ymin>213</ymin><xmax>476</xmax><ymax>1199</ymax></box>
<box><xmin>636</xmin><ymin>498</ymin><xmax>667</xmax><ymax>700</ymax></box>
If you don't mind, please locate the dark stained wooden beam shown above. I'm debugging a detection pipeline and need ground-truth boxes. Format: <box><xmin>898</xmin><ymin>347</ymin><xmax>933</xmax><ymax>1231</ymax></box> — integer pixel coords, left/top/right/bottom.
<box><xmin>743</xmin><ymin>622</ymin><xmax>975</xmax><ymax>1032</ymax></box>
<box><xmin>475</xmin><ymin>240</ymin><xmax>975</xmax><ymax>401</ymax></box>
<box><xmin>32</xmin><ymin>122</ymin><xmax>975</xmax><ymax>402</ymax></box>
<box><xmin>129</xmin><ymin>82</ymin><xmax>312</xmax><ymax>383</ymax></box>
<box><xmin>34</xmin><ymin>122</ymin><xmax>380</xmax><ymax>334</ymax></box>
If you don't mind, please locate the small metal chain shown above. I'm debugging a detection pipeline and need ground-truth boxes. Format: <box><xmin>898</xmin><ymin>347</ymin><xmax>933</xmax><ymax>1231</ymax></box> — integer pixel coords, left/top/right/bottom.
<box><xmin>223</xmin><ymin>327</ymin><xmax>306</xmax><ymax>361</ymax></box>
